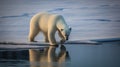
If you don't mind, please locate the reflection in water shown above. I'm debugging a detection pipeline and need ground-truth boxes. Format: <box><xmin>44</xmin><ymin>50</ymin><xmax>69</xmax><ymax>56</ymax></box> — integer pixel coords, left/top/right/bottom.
<box><xmin>0</xmin><ymin>50</ymin><xmax>29</xmax><ymax>60</ymax></box>
<box><xmin>29</xmin><ymin>45</ymin><xmax>70</xmax><ymax>67</ymax></box>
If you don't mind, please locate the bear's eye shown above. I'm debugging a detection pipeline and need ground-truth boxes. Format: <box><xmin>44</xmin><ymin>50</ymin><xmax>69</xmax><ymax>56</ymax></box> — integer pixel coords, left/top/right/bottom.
<box><xmin>61</xmin><ymin>29</ymin><xmax>64</xmax><ymax>31</ymax></box>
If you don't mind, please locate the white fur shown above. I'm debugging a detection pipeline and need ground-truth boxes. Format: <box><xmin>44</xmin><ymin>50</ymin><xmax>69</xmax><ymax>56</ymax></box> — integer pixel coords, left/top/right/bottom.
<box><xmin>28</xmin><ymin>12</ymin><xmax>71</xmax><ymax>45</ymax></box>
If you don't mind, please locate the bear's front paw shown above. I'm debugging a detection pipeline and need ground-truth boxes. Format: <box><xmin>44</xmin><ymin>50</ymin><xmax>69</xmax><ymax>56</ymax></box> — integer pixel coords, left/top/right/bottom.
<box><xmin>60</xmin><ymin>39</ymin><xmax>66</xmax><ymax>44</ymax></box>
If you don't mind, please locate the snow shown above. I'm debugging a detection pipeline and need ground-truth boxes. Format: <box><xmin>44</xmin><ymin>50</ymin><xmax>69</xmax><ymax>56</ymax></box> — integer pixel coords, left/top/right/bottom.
<box><xmin>0</xmin><ymin>0</ymin><xmax>120</xmax><ymax>42</ymax></box>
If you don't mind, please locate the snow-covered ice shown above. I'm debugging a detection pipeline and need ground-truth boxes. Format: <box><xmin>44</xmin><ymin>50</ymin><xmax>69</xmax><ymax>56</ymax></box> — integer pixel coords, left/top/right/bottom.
<box><xmin>0</xmin><ymin>0</ymin><xmax>120</xmax><ymax>42</ymax></box>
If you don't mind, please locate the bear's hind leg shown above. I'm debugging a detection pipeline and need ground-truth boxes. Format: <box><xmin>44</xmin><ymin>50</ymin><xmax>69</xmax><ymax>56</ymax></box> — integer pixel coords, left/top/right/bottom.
<box><xmin>29</xmin><ymin>27</ymin><xmax>40</xmax><ymax>42</ymax></box>
<box><xmin>43</xmin><ymin>32</ymin><xmax>49</xmax><ymax>43</ymax></box>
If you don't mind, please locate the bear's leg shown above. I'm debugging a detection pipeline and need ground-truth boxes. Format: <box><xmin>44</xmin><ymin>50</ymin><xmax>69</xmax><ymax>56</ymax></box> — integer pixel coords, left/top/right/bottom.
<box><xmin>43</xmin><ymin>32</ymin><xmax>49</xmax><ymax>43</ymax></box>
<box><xmin>48</xmin><ymin>31</ymin><xmax>57</xmax><ymax>45</ymax></box>
<box><xmin>58</xmin><ymin>31</ymin><xmax>65</xmax><ymax>44</ymax></box>
<box><xmin>29</xmin><ymin>27</ymin><xmax>40</xmax><ymax>42</ymax></box>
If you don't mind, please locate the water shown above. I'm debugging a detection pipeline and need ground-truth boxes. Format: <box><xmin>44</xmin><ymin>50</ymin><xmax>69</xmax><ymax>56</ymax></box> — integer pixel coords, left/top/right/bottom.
<box><xmin>0</xmin><ymin>0</ymin><xmax>120</xmax><ymax>67</ymax></box>
<box><xmin>0</xmin><ymin>42</ymin><xmax>120</xmax><ymax>67</ymax></box>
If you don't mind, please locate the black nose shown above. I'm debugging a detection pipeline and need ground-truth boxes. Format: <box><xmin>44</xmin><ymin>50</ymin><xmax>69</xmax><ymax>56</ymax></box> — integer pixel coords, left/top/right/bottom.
<box><xmin>66</xmin><ymin>37</ymin><xmax>68</xmax><ymax>40</ymax></box>
<box><xmin>65</xmin><ymin>35</ymin><xmax>69</xmax><ymax>40</ymax></box>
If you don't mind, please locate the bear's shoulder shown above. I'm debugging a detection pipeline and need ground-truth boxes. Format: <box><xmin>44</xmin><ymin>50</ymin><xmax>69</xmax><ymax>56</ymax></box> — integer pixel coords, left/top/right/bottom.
<box><xmin>51</xmin><ymin>14</ymin><xmax>64</xmax><ymax>20</ymax></box>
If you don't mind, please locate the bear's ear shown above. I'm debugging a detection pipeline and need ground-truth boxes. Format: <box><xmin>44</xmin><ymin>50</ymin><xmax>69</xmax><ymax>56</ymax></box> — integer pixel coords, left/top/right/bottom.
<box><xmin>61</xmin><ymin>29</ymin><xmax>64</xmax><ymax>31</ymax></box>
<box><xmin>69</xmin><ymin>27</ymin><xmax>72</xmax><ymax>31</ymax></box>
<box><xmin>69</xmin><ymin>26</ymin><xmax>71</xmax><ymax>30</ymax></box>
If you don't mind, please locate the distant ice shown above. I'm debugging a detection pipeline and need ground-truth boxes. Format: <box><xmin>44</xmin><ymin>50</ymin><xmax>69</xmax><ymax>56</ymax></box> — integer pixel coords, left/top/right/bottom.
<box><xmin>0</xmin><ymin>0</ymin><xmax>120</xmax><ymax>42</ymax></box>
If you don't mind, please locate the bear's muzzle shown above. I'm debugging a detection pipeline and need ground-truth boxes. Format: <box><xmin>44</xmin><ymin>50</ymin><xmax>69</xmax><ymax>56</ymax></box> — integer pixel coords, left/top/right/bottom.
<box><xmin>65</xmin><ymin>35</ymin><xmax>69</xmax><ymax>40</ymax></box>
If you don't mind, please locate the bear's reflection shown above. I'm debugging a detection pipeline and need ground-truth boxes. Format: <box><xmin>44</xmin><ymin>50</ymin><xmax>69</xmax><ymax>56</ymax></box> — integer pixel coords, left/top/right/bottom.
<box><xmin>29</xmin><ymin>45</ymin><xmax>70</xmax><ymax>67</ymax></box>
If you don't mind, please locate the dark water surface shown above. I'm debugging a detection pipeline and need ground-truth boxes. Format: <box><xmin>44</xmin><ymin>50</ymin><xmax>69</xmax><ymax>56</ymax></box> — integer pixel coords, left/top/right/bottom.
<box><xmin>0</xmin><ymin>41</ymin><xmax>120</xmax><ymax>67</ymax></box>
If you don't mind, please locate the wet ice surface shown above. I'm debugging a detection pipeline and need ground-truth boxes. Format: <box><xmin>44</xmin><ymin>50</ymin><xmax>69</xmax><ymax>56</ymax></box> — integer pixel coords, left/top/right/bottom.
<box><xmin>0</xmin><ymin>41</ymin><xmax>120</xmax><ymax>67</ymax></box>
<box><xmin>0</xmin><ymin>0</ymin><xmax>120</xmax><ymax>67</ymax></box>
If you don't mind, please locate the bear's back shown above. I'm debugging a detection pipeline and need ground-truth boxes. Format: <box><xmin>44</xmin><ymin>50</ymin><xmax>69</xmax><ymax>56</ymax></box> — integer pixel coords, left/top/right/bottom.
<box><xmin>38</xmin><ymin>13</ymin><xmax>60</xmax><ymax>31</ymax></box>
<box><xmin>38</xmin><ymin>13</ymin><xmax>52</xmax><ymax>32</ymax></box>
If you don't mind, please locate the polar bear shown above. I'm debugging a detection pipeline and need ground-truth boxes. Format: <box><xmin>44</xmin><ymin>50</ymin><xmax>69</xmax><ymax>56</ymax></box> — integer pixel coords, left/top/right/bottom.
<box><xmin>28</xmin><ymin>12</ymin><xmax>71</xmax><ymax>45</ymax></box>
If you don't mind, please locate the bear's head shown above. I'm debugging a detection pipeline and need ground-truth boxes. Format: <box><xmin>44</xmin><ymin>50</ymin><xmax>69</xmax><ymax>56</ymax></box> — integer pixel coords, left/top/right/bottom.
<box><xmin>60</xmin><ymin>26</ymin><xmax>72</xmax><ymax>41</ymax></box>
